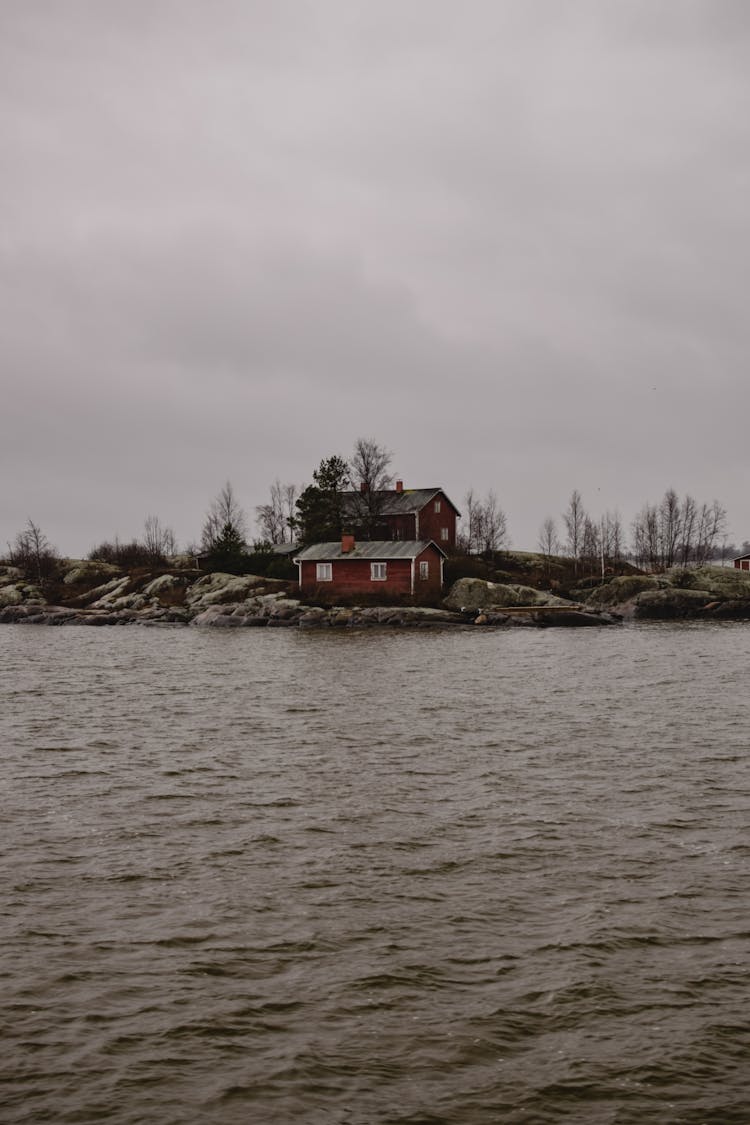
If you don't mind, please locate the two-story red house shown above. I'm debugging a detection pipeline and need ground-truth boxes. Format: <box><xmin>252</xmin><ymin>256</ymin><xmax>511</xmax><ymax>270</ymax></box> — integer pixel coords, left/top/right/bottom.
<box><xmin>342</xmin><ymin>483</ymin><xmax>460</xmax><ymax>549</ymax></box>
<box><xmin>294</xmin><ymin>535</ymin><xmax>446</xmax><ymax>599</ymax></box>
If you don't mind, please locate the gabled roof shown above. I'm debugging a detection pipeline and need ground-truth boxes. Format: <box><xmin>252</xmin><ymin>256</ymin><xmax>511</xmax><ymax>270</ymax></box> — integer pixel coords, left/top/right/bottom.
<box><xmin>294</xmin><ymin>539</ymin><xmax>447</xmax><ymax>562</ymax></box>
<box><xmin>733</xmin><ymin>553</ymin><xmax>750</xmax><ymax>562</ymax></box>
<box><xmin>342</xmin><ymin>488</ymin><xmax>461</xmax><ymax>517</ymax></box>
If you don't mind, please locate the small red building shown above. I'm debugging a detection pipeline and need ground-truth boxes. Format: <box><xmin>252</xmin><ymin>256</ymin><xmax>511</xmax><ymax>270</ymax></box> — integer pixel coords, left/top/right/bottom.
<box><xmin>294</xmin><ymin>536</ymin><xmax>447</xmax><ymax>599</ymax></box>
<box><xmin>733</xmin><ymin>553</ymin><xmax>750</xmax><ymax>571</ymax></box>
<box><xmin>342</xmin><ymin>483</ymin><xmax>460</xmax><ymax>550</ymax></box>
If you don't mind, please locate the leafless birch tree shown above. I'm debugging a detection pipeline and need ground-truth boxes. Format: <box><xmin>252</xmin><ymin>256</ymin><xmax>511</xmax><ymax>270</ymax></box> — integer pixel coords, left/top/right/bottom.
<box><xmin>256</xmin><ymin>479</ymin><xmax>298</xmax><ymax>544</ymax></box>
<box><xmin>201</xmin><ymin>481</ymin><xmax>247</xmax><ymax>551</ymax></box>
<box><xmin>563</xmin><ymin>490</ymin><xmax>586</xmax><ymax>574</ymax></box>
<box><xmin>8</xmin><ymin>519</ymin><xmax>59</xmax><ymax>583</ymax></box>
<box><xmin>142</xmin><ymin>515</ymin><xmax>177</xmax><ymax>562</ymax></box>
<box><xmin>349</xmin><ymin>437</ymin><xmax>393</xmax><ymax>537</ymax></box>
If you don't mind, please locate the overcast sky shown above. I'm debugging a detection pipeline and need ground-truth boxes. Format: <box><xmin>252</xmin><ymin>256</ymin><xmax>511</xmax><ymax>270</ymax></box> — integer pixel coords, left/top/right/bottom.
<box><xmin>3</xmin><ymin>0</ymin><xmax>749</xmax><ymax>556</ymax></box>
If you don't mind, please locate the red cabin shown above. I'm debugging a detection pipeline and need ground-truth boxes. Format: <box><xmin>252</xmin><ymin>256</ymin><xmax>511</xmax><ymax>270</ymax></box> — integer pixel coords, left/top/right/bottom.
<box><xmin>341</xmin><ymin>483</ymin><xmax>460</xmax><ymax>550</ymax></box>
<box><xmin>733</xmin><ymin>553</ymin><xmax>750</xmax><ymax>571</ymax></box>
<box><xmin>294</xmin><ymin>536</ymin><xmax>446</xmax><ymax>599</ymax></box>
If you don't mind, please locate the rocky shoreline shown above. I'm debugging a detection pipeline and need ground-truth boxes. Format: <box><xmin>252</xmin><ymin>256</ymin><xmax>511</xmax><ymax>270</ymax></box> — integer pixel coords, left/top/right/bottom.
<box><xmin>2</xmin><ymin>561</ymin><xmax>750</xmax><ymax>630</ymax></box>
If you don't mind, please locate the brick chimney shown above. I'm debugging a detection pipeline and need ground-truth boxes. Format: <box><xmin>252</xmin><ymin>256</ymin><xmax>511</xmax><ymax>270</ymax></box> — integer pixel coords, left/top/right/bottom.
<box><xmin>395</xmin><ymin>479</ymin><xmax>403</xmax><ymax>493</ymax></box>
<box><xmin>341</xmin><ymin>532</ymin><xmax>355</xmax><ymax>553</ymax></box>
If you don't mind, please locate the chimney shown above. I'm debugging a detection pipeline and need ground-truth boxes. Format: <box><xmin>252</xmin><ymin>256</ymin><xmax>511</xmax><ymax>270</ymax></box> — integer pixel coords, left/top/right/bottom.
<box><xmin>395</xmin><ymin>479</ymin><xmax>403</xmax><ymax>493</ymax></box>
<box><xmin>341</xmin><ymin>532</ymin><xmax>355</xmax><ymax>553</ymax></box>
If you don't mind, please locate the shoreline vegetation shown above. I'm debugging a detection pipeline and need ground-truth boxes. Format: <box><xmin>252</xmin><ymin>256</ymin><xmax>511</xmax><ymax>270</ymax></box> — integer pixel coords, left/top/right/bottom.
<box><xmin>3</xmin><ymin>554</ymin><xmax>750</xmax><ymax>630</ymax></box>
<box><xmin>4</xmin><ymin>443</ymin><xmax>747</xmax><ymax>630</ymax></box>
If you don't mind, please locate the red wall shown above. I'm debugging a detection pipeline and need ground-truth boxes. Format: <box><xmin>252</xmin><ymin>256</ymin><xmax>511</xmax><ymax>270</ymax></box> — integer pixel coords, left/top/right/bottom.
<box><xmin>300</xmin><ymin>557</ymin><xmax>413</xmax><ymax>597</ymax></box>
<box><xmin>413</xmin><ymin>545</ymin><xmax>443</xmax><ymax>598</ymax></box>
<box><xmin>380</xmin><ymin>513</ymin><xmax>417</xmax><ymax>540</ymax></box>
<box><xmin>416</xmin><ymin>492</ymin><xmax>457</xmax><ymax>550</ymax></box>
<box><xmin>299</xmin><ymin>546</ymin><xmax>443</xmax><ymax>598</ymax></box>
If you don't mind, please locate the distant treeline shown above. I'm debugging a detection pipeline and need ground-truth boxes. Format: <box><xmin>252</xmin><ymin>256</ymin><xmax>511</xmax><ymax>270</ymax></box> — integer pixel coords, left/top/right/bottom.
<box><xmin>3</xmin><ymin>437</ymin><xmax>746</xmax><ymax>582</ymax></box>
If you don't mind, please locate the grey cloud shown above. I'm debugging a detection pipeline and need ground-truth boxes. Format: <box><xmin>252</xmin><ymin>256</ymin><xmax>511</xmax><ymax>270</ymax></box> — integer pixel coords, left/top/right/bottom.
<box><xmin>2</xmin><ymin>1</ymin><xmax>750</xmax><ymax>554</ymax></box>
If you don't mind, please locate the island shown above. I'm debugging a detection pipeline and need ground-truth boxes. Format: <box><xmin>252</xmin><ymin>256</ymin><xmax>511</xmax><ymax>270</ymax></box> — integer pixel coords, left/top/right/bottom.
<box><xmin>2</xmin><ymin>552</ymin><xmax>750</xmax><ymax>629</ymax></box>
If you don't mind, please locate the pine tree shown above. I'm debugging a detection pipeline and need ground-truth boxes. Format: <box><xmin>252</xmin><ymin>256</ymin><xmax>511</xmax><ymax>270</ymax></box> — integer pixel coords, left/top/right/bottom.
<box><xmin>294</xmin><ymin>455</ymin><xmax>350</xmax><ymax>544</ymax></box>
<box><xmin>206</xmin><ymin>519</ymin><xmax>247</xmax><ymax>573</ymax></box>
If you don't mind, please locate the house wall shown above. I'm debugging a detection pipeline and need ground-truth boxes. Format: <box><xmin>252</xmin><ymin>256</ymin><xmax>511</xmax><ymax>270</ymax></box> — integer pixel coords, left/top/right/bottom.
<box><xmin>416</xmin><ymin>492</ymin><xmax>457</xmax><ymax>549</ymax></box>
<box><xmin>735</xmin><ymin>558</ymin><xmax>750</xmax><ymax>571</ymax></box>
<box><xmin>380</xmin><ymin>513</ymin><xmax>417</xmax><ymax>540</ymax></box>
<box><xmin>299</xmin><ymin>546</ymin><xmax>444</xmax><ymax>598</ymax></box>
<box><xmin>414</xmin><ymin>545</ymin><xmax>444</xmax><ymax>599</ymax></box>
<box><xmin>299</xmin><ymin>557</ymin><xmax>414</xmax><ymax>596</ymax></box>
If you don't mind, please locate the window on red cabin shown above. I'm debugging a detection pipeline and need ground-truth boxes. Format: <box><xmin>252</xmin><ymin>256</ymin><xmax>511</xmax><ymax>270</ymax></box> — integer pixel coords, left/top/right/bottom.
<box><xmin>419</xmin><ymin>561</ymin><xmax>429</xmax><ymax>579</ymax></box>
<box><xmin>370</xmin><ymin>562</ymin><xmax>387</xmax><ymax>581</ymax></box>
<box><xmin>434</xmin><ymin>499</ymin><xmax>441</xmax><ymax>512</ymax></box>
<box><xmin>440</xmin><ymin>527</ymin><xmax>449</xmax><ymax>541</ymax></box>
<box><xmin>316</xmin><ymin>562</ymin><xmax>332</xmax><ymax>581</ymax></box>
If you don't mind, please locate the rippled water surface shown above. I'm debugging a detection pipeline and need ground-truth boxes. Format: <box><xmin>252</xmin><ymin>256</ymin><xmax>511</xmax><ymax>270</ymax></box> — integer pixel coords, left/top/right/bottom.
<box><xmin>2</xmin><ymin>622</ymin><xmax>749</xmax><ymax>1124</ymax></box>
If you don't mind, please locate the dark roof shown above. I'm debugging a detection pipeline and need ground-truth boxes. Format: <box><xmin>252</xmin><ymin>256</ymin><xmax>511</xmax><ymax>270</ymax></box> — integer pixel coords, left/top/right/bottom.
<box><xmin>294</xmin><ymin>539</ymin><xmax>447</xmax><ymax>562</ymax></box>
<box><xmin>268</xmin><ymin>542</ymin><xmax>299</xmax><ymax>556</ymax></box>
<box><xmin>733</xmin><ymin>553</ymin><xmax>750</xmax><ymax>562</ymax></box>
<box><xmin>342</xmin><ymin>487</ymin><xmax>461</xmax><ymax>517</ymax></box>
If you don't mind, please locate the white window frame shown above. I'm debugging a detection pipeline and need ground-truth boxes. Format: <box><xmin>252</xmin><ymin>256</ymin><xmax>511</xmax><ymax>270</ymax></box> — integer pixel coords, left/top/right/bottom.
<box><xmin>434</xmin><ymin>499</ymin><xmax>441</xmax><ymax>512</ymax></box>
<box><xmin>316</xmin><ymin>562</ymin><xmax>332</xmax><ymax>582</ymax></box>
<box><xmin>440</xmin><ymin>527</ymin><xmax>449</xmax><ymax>541</ymax></box>
<box><xmin>370</xmin><ymin>562</ymin><xmax>387</xmax><ymax>581</ymax></box>
<box><xmin>419</xmin><ymin>560</ymin><xmax>429</xmax><ymax>580</ymax></box>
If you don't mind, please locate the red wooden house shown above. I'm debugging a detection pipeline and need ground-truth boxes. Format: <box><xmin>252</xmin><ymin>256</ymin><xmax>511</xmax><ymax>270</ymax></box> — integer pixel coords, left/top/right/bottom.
<box><xmin>733</xmin><ymin>553</ymin><xmax>750</xmax><ymax>571</ymax></box>
<box><xmin>294</xmin><ymin>535</ymin><xmax>447</xmax><ymax>599</ymax></box>
<box><xmin>342</xmin><ymin>483</ymin><xmax>460</xmax><ymax>550</ymax></box>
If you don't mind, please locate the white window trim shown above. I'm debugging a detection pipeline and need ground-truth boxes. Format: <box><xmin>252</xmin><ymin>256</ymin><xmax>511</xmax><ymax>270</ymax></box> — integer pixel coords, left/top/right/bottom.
<box><xmin>370</xmin><ymin>562</ymin><xmax>387</xmax><ymax>581</ymax></box>
<box><xmin>440</xmin><ymin>527</ymin><xmax>449</xmax><ymax>541</ymax></box>
<box><xmin>434</xmin><ymin>499</ymin><xmax>441</xmax><ymax>512</ymax></box>
<box><xmin>316</xmin><ymin>562</ymin><xmax>332</xmax><ymax>582</ymax></box>
<box><xmin>419</xmin><ymin>560</ymin><xmax>429</xmax><ymax>579</ymax></box>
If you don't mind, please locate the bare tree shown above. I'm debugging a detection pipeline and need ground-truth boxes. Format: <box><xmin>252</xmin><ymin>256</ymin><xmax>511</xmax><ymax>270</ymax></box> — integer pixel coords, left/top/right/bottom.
<box><xmin>283</xmin><ymin>483</ymin><xmax>298</xmax><ymax>539</ymax></box>
<box><xmin>201</xmin><ymin>481</ymin><xmax>247</xmax><ymax>552</ymax></box>
<box><xmin>143</xmin><ymin>515</ymin><xmax>177</xmax><ymax>562</ymax></box>
<box><xmin>256</xmin><ymin>479</ymin><xmax>285</xmax><ymax>545</ymax></box>
<box><xmin>457</xmin><ymin>488</ymin><xmax>479</xmax><ymax>553</ymax></box>
<box><xmin>349</xmin><ymin>437</ymin><xmax>393</xmax><ymax>537</ymax></box>
<box><xmin>475</xmin><ymin>490</ymin><xmax>508</xmax><ymax>553</ymax></box>
<box><xmin>580</xmin><ymin>516</ymin><xmax>601</xmax><ymax>574</ymax></box>
<box><xmin>457</xmin><ymin>488</ymin><xmax>509</xmax><ymax>554</ymax></box>
<box><xmin>678</xmin><ymin>495</ymin><xmax>698</xmax><ymax>567</ymax></box>
<box><xmin>257</xmin><ymin>480</ymin><xmax>300</xmax><ymax>544</ymax></box>
<box><xmin>693</xmin><ymin>499</ymin><xmax>727</xmax><ymax>565</ymax></box>
<box><xmin>658</xmin><ymin>488</ymin><xmax>682</xmax><ymax>569</ymax></box>
<box><xmin>538</xmin><ymin>517</ymin><xmax>559</xmax><ymax>572</ymax></box>
<box><xmin>8</xmin><ymin>519</ymin><xmax>59</xmax><ymax>584</ymax></box>
<box><xmin>631</xmin><ymin>502</ymin><xmax>660</xmax><ymax>569</ymax></box>
<box><xmin>538</xmin><ymin>517</ymin><xmax>559</xmax><ymax>554</ymax></box>
<box><xmin>605</xmin><ymin>510</ymin><xmax>625</xmax><ymax>567</ymax></box>
<box><xmin>563</xmin><ymin>490</ymin><xmax>586</xmax><ymax>574</ymax></box>
<box><xmin>632</xmin><ymin>490</ymin><xmax>727</xmax><ymax>570</ymax></box>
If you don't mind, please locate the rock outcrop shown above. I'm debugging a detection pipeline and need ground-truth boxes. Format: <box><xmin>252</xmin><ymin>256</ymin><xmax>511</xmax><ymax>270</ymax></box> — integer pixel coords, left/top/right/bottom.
<box><xmin>585</xmin><ymin>566</ymin><xmax>750</xmax><ymax>620</ymax></box>
<box><xmin>0</xmin><ymin>585</ymin><xmax>23</xmax><ymax>608</ymax></box>
<box><xmin>442</xmin><ymin>577</ymin><xmax>572</xmax><ymax>612</ymax></box>
<box><xmin>62</xmin><ymin>560</ymin><xmax>121</xmax><ymax>585</ymax></box>
<box><xmin>0</xmin><ymin>565</ymin><xmax>46</xmax><ymax>608</ymax></box>
<box><xmin>2</xmin><ymin>559</ymin><xmax>747</xmax><ymax>628</ymax></box>
<box><xmin>185</xmin><ymin>572</ymin><xmax>282</xmax><ymax>612</ymax></box>
<box><xmin>189</xmin><ymin>597</ymin><xmax>463</xmax><ymax>629</ymax></box>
